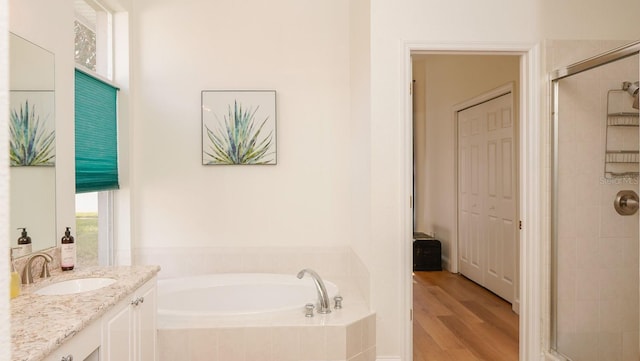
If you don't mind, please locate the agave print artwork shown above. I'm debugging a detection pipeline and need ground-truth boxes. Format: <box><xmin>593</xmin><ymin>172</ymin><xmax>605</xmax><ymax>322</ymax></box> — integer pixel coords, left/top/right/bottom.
<box><xmin>202</xmin><ymin>90</ymin><xmax>276</xmax><ymax>165</ymax></box>
<box><xmin>9</xmin><ymin>91</ymin><xmax>56</xmax><ymax>166</ymax></box>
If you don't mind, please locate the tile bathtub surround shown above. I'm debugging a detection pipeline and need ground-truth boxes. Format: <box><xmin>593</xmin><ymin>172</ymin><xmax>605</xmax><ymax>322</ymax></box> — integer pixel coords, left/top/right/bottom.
<box><xmin>11</xmin><ymin>265</ymin><xmax>160</xmax><ymax>361</ymax></box>
<box><xmin>146</xmin><ymin>245</ymin><xmax>375</xmax><ymax>360</ymax></box>
<box><xmin>157</xmin><ymin>271</ymin><xmax>375</xmax><ymax>361</ymax></box>
<box><xmin>157</xmin><ymin>313</ymin><xmax>376</xmax><ymax>361</ymax></box>
<box><xmin>135</xmin><ymin>246</ymin><xmax>351</xmax><ymax>277</ymax></box>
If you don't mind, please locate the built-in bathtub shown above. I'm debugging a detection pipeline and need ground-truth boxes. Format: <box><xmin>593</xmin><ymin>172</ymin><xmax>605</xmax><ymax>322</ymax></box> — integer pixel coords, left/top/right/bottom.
<box><xmin>156</xmin><ymin>272</ymin><xmax>376</xmax><ymax>361</ymax></box>
<box><xmin>158</xmin><ymin>273</ymin><xmax>339</xmax><ymax>317</ymax></box>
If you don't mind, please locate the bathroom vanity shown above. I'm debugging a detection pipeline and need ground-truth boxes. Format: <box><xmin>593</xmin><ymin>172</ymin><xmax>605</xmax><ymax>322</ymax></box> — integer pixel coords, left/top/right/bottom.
<box><xmin>11</xmin><ymin>265</ymin><xmax>160</xmax><ymax>361</ymax></box>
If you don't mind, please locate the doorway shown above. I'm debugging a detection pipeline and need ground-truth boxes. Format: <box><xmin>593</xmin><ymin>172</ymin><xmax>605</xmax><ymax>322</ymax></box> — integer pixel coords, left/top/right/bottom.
<box><xmin>411</xmin><ymin>52</ymin><xmax>524</xmax><ymax>360</ymax></box>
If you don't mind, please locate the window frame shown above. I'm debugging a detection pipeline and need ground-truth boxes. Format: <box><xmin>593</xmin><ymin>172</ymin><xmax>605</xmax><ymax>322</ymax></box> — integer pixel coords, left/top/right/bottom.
<box><xmin>74</xmin><ymin>0</ymin><xmax>118</xmax><ymax>267</ymax></box>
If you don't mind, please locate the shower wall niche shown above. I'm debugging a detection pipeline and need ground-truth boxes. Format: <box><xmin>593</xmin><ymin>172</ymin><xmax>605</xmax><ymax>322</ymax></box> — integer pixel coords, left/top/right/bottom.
<box><xmin>553</xmin><ymin>49</ymin><xmax>639</xmax><ymax>361</ymax></box>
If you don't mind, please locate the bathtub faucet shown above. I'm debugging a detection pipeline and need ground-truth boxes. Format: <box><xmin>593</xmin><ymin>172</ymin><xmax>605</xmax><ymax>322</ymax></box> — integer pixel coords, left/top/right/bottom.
<box><xmin>297</xmin><ymin>268</ymin><xmax>331</xmax><ymax>314</ymax></box>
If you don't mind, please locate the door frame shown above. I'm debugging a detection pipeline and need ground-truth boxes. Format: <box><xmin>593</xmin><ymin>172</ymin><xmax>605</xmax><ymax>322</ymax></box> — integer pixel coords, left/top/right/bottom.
<box><xmin>402</xmin><ymin>42</ymin><xmax>544</xmax><ymax>361</ymax></box>
<box><xmin>453</xmin><ymin>82</ymin><xmax>520</xmax><ymax>312</ymax></box>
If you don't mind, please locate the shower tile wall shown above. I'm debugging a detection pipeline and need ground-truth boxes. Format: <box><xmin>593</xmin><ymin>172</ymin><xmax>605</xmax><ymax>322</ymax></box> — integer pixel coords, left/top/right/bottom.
<box><xmin>556</xmin><ymin>53</ymin><xmax>639</xmax><ymax>361</ymax></box>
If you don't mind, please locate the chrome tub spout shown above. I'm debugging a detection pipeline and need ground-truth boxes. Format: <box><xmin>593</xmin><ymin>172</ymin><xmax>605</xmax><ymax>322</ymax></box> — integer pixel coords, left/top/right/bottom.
<box><xmin>296</xmin><ymin>268</ymin><xmax>331</xmax><ymax>314</ymax></box>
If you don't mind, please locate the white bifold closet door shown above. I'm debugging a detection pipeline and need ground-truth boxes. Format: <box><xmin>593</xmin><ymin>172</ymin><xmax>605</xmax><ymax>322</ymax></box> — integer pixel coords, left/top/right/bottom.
<box><xmin>458</xmin><ymin>91</ymin><xmax>517</xmax><ymax>303</ymax></box>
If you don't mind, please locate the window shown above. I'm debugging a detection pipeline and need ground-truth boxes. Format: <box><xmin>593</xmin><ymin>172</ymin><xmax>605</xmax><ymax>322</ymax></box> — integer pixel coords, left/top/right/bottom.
<box><xmin>76</xmin><ymin>193</ymin><xmax>98</xmax><ymax>266</ymax></box>
<box><xmin>74</xmin><ymin>18</ymin><xmax>96</xmax><ymax>71</ymax></box>
<box><xmin>74</xmin><ymin>0</ymin><xmax>116</xmax><ymax>267</ymax></box>
<box><xmin>74</xmin><ymin>0</ymin><xmax>112</xmax><ymax>79</ymax></box>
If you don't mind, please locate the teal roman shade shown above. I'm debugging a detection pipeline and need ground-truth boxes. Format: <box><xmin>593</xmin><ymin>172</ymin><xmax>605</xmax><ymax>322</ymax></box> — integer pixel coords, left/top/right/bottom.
<box><xmin>74</xmin><ymin>69</ymin><xmax>119</xmax><ymax>193</ymax></box>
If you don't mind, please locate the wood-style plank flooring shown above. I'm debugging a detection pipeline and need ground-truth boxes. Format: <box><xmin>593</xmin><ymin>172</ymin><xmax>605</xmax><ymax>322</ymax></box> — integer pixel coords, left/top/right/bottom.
<box><xmin>413</xmin><ymin>271</ymin><xmax>519</xmax><ymax>361</ymax></box>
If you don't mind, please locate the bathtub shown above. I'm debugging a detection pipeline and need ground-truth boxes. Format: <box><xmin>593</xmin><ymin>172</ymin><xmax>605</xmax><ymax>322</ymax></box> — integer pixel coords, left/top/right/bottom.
<box><xmin>156</xmin><ymin>272</ymin><xmax>376</xmax><ymax>361</ymax></box>
<box><xmin>157</xmin><ymin>272</ymin><xmax>339</xmax><ymax>317</ymax></box>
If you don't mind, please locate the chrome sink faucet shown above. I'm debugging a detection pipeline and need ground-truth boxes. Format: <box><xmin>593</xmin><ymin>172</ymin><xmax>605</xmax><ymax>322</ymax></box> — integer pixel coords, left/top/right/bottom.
<box><xmin>297</xmin><ymin>268</ymin><xmax>331</xmax><ymax>314</ymax></box>
<box><xmin>22</xmin><ymin>252</ymin><xmax>53</xmax><ymax>284</ymax></box>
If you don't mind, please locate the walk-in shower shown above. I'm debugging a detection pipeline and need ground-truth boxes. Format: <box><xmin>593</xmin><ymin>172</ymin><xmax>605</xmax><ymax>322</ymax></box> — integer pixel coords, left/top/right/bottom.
<box><xmin>551</xmin><ymin>42</ymin><xmax>640</xmax><ymax>361</ymax></box>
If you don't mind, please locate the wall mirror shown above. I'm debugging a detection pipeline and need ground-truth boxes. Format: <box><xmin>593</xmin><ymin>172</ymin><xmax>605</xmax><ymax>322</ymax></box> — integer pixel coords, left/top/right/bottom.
<box><xmin>9</xmin><ymin>32</ymin><xmax>57</xmax><ymax>255</ymax></box>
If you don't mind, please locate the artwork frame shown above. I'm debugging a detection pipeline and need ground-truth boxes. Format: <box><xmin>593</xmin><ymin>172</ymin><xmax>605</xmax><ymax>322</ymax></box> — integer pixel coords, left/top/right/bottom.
<box><xmin>201</xmin><ymin>90</ymin><xmax>277</xmax><ymax>165</ymax></box>
<box><xmin>9</xmin><ymin>90</ymin><xmax>56</xmax><ymax>167</ymax></box>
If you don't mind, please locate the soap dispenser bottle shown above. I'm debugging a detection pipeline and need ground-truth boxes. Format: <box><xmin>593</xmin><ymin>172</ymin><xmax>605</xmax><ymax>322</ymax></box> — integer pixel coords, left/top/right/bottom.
<box><xmin>16</xmin><ymin>228</ymin><xmax>32</xmax><ymax>257</ymax></box>
<box><xmin>61</xmin><ymin>227</ymin><xmax>76</xmax><ymax>271</ymax></box>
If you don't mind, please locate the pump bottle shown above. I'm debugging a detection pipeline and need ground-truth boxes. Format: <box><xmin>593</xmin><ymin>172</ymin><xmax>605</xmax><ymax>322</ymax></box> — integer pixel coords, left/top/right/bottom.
<box><xmin>16</xmin><ymin>228</ymin><xmax>32</xmax><ymax>257</ymax></box>
<box><xmin>61</xmin><ymin>227</ymin><xmax>76</xmax><ymax>271</ymax></box>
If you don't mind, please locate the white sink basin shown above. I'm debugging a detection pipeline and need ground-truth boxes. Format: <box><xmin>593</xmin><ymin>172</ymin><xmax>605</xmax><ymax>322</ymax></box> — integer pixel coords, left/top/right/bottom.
<box><xmin>34</xmin><ymin>277</ymin><xmax>117</xmax><ymax>296</ymax></box>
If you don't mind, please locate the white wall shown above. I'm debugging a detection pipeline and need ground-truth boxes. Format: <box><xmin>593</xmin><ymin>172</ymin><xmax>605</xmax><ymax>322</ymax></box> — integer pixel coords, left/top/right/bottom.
<box><xmin>413</xmin><ymin>55</ymin><xmax>520</xmax><ymax>268</ymax></box>
<box><xmin>540</xmin><ymin>0</ymin><xmax>640</xmax><ymax>41</ymax></box>
<box><xmin>0</xmin><ymin>0</ymin><xmax>9</xmax><ymax>358</ymax></box>
<box><xmin>130</xmin><ymin>0</ymin><xmax>352</xmax><ymax>250</ymax></box>
<box><xmin>349</xmin><ymin>0</ymin><xmax>372</xmax><ymax>301</ymax></box>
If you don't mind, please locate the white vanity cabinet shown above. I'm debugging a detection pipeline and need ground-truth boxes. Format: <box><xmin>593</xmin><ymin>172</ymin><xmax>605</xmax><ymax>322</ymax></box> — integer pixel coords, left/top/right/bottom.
<box><xmin>12</xmin><ymin>266</ymin><xmax>160</xmax><ymax>361</ymax></box>
<box><xmin>43</xmin><ymin>321</ymin><xmax>101</xmax><ymax>361</ymax></box>
<box><xmin>101</xmin><ymin>277</ymin><xmax>157</xmax><ymax>361</ymax></box>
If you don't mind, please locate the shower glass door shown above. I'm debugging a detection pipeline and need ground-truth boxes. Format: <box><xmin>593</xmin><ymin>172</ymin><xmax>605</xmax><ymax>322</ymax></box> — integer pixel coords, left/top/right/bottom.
<box><xmin>552</xmin><ymin>44</ymin><xmax>640</xmax><ymax>361</ymax></box>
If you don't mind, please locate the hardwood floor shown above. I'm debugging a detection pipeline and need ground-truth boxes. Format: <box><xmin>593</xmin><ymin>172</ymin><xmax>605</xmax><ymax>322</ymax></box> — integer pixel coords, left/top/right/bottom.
<box><xmin>413</xmin><ymin>271</ymin><xmax>519</xmax><ymax>361</ymax></box>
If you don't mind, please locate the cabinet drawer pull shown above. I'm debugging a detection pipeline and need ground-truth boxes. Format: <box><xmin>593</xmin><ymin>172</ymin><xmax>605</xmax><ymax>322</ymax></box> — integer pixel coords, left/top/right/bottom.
<box><xmin>61</xmin><ymin>355</ymin><xmax>73</xmax><ymax>361</ymax></box>
<box><xmin>131</xmin><ymin>296</ymin><xmax>145</xmax><ymax>306</ymax></box>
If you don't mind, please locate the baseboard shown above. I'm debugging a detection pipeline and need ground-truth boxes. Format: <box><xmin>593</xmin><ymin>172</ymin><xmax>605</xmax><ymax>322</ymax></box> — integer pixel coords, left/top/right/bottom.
<box><xmin>512</xmin><ymin>297</ymin><xmax>520</xmax><ymax>315</ymax></box>
<box><xmin>441</xmin><ymin>257</ymin><xmax>450</xmax><ymax>272</ymax></box>
<box><xmin>376</xmin><ymin>357</ymin><xmax>401</xmax><ymax>361</ymax></box>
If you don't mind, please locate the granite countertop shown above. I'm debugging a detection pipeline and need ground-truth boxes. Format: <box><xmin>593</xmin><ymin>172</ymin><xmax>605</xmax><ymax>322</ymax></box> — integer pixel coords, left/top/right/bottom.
<box><xmin>11</xmin><ymin>265</ymin><xmax>160</xmax><ymax>361</ymax></box>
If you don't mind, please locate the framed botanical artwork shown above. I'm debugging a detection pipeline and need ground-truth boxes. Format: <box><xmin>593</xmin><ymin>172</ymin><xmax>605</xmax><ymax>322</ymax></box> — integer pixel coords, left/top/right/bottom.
<box><xmin>201</xmin><ymin>90</ymin><xmax>277</xmax><ymax>165</ymax></box>
<box><xmin>9</xmin><ymin>90</ymin><xmax>56</xmax><ymax>167</ymax></box>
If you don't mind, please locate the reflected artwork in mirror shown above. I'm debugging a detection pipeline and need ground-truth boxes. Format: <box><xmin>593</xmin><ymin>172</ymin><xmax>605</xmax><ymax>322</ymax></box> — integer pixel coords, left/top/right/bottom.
<box><xmin>9</xmin><ymin>32</ymin><xmax>57</xmax><ymax>255</ymax></box>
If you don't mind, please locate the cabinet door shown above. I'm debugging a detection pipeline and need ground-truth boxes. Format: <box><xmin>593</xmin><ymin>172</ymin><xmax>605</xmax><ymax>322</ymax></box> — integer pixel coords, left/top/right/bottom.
<box><xmin>103</xmin><ymin>300</ymin><xmax>133</xmax><ymax>361</ymax></box>
<box><xmin>135</xmin><ymin>281</ymin><xmax>157</xmax><ymax>361</ymax></box>
<box><xmin>102</xmin><ymin>277</ymin><xmax>157</xmax><ymax>361</ymax></box>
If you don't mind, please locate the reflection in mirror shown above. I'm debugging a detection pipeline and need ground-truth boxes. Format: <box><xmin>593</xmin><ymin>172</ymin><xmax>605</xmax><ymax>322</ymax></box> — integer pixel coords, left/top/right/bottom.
<box><xmin>9</xmin><ymin>33</ymin><xmax>57</xmax><ymax>256</ymax></box>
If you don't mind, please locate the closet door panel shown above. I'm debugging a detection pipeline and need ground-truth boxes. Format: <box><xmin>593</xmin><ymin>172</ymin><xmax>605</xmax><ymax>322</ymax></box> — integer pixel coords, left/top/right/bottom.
<box><xmin>458</xmin><ymin>91</ymin><xmax>516</xmax><ymax>303</ymax></box>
